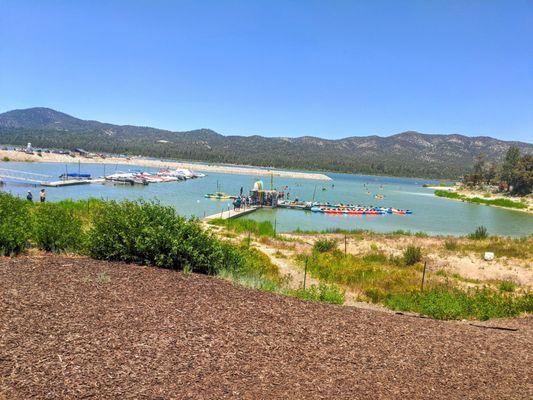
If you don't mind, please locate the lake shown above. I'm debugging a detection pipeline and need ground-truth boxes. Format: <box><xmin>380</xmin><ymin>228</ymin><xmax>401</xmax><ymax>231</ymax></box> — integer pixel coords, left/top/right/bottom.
<box><xmin>1</xmin><ymin>162</ymin><xmax>532</xmax><ymax>237</ymax></box>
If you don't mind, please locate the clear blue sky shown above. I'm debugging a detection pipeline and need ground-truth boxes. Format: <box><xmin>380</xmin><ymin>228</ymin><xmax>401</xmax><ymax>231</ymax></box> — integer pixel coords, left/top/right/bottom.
<box><xmin>1</xmin><ymin>0</ymin><xmax>531</xmax><ymax>141</ymax></box>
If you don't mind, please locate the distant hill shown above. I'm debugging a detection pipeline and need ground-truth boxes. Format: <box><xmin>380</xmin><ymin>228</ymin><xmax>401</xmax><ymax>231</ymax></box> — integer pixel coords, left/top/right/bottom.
<box><xmin>1</xmin><ymin>107</ymin><xmax>531</xmax><ymax>178</ymax></box>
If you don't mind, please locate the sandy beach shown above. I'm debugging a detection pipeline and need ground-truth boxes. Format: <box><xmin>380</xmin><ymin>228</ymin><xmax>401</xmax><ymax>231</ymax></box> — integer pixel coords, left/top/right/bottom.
<box><xmin>0</xmin><ymin>150</ymin><xmax>331</xmax><ymax>181</ymax></box>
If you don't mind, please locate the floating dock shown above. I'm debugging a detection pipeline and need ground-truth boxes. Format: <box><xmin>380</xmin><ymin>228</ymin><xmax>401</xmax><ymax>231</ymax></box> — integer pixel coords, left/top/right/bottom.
<box><xmin>41</xmin><ymin>179</ymin><xmax>106</xmax><ymax>187</ymax></box>
<box><xmin>203</xmin><ymin>205</ymin><xmax>259</xmax><ymax>221</ymax></box>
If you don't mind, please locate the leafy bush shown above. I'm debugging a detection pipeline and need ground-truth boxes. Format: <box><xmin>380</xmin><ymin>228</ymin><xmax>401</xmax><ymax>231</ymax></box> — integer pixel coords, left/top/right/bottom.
<box><xmin>403</xmin><ymin>245</ymin><xmax>422</xmax><ymax>266</ymax></box>
<box><xmin>87</xmin><ymin>200</ymin><xmax>224</xmax><ymax>274</ymax></box>
<box><xmin>469</xmin><ymin>226</ymin><xmax>488</xmax><ymax>240</ymax></box>
<box><xmin>313</xmin><ymin>238</ymin><xmax>337</xmax><ymax>253</ymax></box>
<box><xmin>0</xmin><ymin>193</ymin><xmax>32</xmax><ymax>255</ymax></box>
<box><xmin>1</xmin><ymin>156</ymin><xmax>10</xmax><ymax>162</ymax></box>
<box><xmin>32</xmin><ymin>203</ymin><xmax>85</xmax><ymax>252</ymax></box>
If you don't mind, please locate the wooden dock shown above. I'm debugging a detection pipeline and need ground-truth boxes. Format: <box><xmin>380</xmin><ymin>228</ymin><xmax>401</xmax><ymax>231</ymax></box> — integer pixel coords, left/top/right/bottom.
<box><xmin>203</xmin><ymin>205</ymin><xmax>259</xmax><ymax>221</ymax></box>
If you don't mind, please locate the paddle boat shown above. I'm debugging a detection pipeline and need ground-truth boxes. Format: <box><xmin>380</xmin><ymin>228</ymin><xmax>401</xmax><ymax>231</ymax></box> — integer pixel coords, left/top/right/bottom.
<box><xmin>204</xmin><ymin>192</ymin><xmax>237</xmax><ymax>200</ymax></box>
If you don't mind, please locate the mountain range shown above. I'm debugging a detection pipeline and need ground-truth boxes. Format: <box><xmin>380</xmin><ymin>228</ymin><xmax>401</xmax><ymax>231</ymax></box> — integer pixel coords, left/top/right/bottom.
<box><xmin>1</xmin><ymin>107</ymin><xmax>531</xmax><ymax>179</ymax></box>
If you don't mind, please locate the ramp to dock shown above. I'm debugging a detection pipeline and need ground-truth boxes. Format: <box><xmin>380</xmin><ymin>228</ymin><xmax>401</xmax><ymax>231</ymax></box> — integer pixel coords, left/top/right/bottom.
<box><xmin>203</xmin><ymin>205</ymin><xmax>259</xmax><ymax>221</ymax></box>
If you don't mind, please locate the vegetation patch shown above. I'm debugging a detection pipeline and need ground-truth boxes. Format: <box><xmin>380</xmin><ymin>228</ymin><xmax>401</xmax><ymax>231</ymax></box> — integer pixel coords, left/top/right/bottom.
<box><xmin>209</xmin><ymin>218</ymin><xmax>276</xmax><ymax>237</ymax></box>
<box><xmin>435</xmin><ymin>190</ymin><xmax>527</xmax><ymax>209</ymax></box>
<box><xmin>0</xmin><ymin>193</ymin><xmax>32</xmax><ymax>255</ymax></box>
<box><xmin>313</xmin><ymin>238</ymin><xmax>338</xmax><ymax>253</ymax></box>
<box><xmin>297</xmin><ymin>248</ymin><xmax>531</xmax><ymax>320</ymax></box>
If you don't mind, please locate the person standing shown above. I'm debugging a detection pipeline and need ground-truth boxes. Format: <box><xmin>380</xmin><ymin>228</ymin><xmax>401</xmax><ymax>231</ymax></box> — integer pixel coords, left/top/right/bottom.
<box><xmin>26</xmin><ymin>190</ymin><xmax>33</xmax><ymax>202</ymax></box>
<box><xmin>39</xmin><ymin>189</ymin><xmax>46</xmax><ymax>203</ymax></box>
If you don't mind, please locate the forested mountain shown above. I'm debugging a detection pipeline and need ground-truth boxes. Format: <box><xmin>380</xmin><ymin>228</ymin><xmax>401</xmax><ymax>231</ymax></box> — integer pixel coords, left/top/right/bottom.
<box><xmin>1</xmin><ymin>107</ymin><xmax>531</xmax><ymax>179</ymax></box>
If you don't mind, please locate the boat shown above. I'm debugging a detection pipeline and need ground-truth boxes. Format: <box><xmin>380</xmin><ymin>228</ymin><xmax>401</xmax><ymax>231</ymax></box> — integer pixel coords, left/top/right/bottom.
<box><xmin>204</xmin><ymin>191</ymin><xmax>236</xmax><ymax>200</ymax></box>
<box><xmin>59</xmin><ymin>172</ymin><xmax>92</xmax><ymax>180</ymax></box>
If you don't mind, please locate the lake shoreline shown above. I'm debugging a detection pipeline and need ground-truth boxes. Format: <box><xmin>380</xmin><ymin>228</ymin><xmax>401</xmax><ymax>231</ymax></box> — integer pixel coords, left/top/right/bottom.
<box><xmin>426</xmin><ymin>186</ymin><xmax>533</xmax><ymax>215</ymax></box>
<box><xmin>0</xmin><ymin>149</ymin><xmax>332</xmax><ymax>181</ymax></box>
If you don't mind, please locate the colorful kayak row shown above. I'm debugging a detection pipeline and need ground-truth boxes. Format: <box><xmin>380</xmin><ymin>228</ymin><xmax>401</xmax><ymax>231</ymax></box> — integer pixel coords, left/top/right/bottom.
<box><xmin>310</xmin><ymin>206</ymin><xmax>412</xmax><ymax>215</ymax></box>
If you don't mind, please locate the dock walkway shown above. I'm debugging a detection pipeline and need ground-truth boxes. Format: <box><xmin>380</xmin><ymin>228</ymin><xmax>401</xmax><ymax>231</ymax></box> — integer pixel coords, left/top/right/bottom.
<box><xmin>203</xmin><ymin>205</ymin><xmax>259</xmax><ymax>221</ymax></box>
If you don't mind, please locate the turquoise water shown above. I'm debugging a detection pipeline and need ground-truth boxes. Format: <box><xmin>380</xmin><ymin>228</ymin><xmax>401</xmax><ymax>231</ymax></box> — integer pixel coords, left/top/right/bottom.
<box><xmin>2</xmin><ymin>162</ymin><xmax>532</xmax><ymax>237</ymax></box>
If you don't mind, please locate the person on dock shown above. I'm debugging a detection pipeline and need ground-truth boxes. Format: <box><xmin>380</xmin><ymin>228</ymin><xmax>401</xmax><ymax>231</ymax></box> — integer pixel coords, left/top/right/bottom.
<box><xmin>26</xmin><ymin>190</ymin><xmax>33</xmax><ymax>202</ymax></box>
<box><xmin>39</xmin><ymin>189</ymin><xmax>46</xmax><ymax>203</ymax></box>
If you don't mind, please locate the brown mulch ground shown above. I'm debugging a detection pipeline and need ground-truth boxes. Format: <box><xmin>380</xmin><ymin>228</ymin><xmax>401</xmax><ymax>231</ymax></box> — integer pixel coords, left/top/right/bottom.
<box><xmin>1</xmin><ymin>255</ymin><xmax>531</xmax><ymax>399</ymax></box>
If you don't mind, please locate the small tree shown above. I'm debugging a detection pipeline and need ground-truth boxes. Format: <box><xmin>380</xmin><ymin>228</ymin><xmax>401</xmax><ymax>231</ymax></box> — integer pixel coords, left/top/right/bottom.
<box><xmin>501</xmin><ymin>146</ymin><xmax>521</xmax><ymax>190</ymax></box>
<box><xmin>511</xmin><ymin>155</ymin><xmax>533</xmax><ymax>195</ymax></box>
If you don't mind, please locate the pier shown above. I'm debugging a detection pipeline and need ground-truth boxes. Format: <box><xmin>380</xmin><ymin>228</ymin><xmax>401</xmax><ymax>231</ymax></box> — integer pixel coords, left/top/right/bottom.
<box><xmin>203</xmin><ymin>205</ymin><xmax>259</xmax><ymax>221</ymax></box>
<box><xmin>41</xmin><ymin>178</ymin><xmax>106</xmax><ymax>187</ymax></box>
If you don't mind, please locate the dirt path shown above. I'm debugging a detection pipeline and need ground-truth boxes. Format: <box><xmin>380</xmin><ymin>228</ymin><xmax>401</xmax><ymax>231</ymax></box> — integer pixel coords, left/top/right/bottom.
<box><xmin>1</xmin><ymin>255</ymin><xmax>531</xmax><ymax>399</ymax></box>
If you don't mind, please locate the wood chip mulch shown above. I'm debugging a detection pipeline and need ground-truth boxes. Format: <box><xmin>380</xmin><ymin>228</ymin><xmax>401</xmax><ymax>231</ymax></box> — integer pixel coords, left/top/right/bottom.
<box><xmin>1</xmin><ymin>255</ymin><xmax>531</xmax><ymax>399</ymax></box>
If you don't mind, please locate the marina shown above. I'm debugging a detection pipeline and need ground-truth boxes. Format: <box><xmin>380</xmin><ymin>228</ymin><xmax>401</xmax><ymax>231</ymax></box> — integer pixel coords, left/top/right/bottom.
<box><xmin>1</xmin><ymin>161</ymin><xmax>532</xmax><ymax>237</ymax></box>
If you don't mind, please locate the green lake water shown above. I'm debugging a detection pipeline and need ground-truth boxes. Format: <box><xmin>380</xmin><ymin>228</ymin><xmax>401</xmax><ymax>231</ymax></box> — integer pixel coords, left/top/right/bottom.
<box><xmin>1</xmin><ymin>162</ymin><xmax>532</xmax><ymax>237</ymax></box>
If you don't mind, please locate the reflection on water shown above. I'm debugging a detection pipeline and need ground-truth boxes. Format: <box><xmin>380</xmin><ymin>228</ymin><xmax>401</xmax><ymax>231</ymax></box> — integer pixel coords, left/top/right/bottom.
<box><xmin>1</xmin><ymin>162</ymin><xmax>532</xmax><ymax>237</ymax></box>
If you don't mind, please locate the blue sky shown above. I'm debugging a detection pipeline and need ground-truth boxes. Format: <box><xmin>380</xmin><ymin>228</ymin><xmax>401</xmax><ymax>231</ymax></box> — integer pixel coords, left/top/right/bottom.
<box><xmin>1</xmin><ymin>1</ymin><xmax>531</xmax><ymax>141</ymax></box>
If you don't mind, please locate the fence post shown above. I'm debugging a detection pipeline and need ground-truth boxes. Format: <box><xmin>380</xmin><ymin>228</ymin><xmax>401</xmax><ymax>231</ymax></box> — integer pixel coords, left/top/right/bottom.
<box><xmin>344</xmin><ymin>234</ymin><xmax>347</xmax><ymax>255</ymax></box>
<box><xmin>274</xmin><ymin>218</ymin><xmax>277</xmax><ymax>236</ymax></box>
<box><xmin>303</xmin><ymin>257</ymin><xmax>308</xmax><ymax>290</ymax></box>
<box><xmin>421</xmin><ymin>261</ymin><xmax>427</xmax><ymax>292</ymax></box>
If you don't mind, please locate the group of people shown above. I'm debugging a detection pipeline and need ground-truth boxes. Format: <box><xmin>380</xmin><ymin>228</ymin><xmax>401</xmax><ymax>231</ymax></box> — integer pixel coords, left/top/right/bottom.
<box><xmin>26</xmin><ymin>189</ymin><xmax>46</xmax><ymax>202</ymax></box>
<box><xmin>232</xmin><ymin>195</ymin><xmax>251</xmax><ymax>210</ymax></box>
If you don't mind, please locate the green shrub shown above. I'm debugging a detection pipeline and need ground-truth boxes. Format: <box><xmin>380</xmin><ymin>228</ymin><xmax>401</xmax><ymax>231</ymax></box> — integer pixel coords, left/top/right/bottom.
<box><xmin>499</xmin><ymin>280</ymin><xmax>517</xmax><ymax>293</ymax></box>
<box><xmin>444</xmin><ymin>239</ymin><xmax>458</xmax><ymax>251</ymax></box>
<box><xmin>87</xmin><ymin>200</ymin><xmax>225</xmax><ymax>274</ymax></box>
<box><xmin>313</xmin><ymin>238</ymin><xmax>337</xmax><ymax>253</ymax></box>
<box><xmin>469</xmin><ymin>226</ymin><xmax>488</xmax><ymax>240</ymax></box>
<box><xmin>0</xmin><ymin>193</ymin><xmax>32</xmax><ymax>255</ymax></box>
<box><xmin>289</xmin><ymin>283</ymin><xmax>345</xmax><ymax>305</ymax></box>
<box><xmin>32</xmin><ymin>203</ymin><xmax>85</xmax><ymax>252</ymax></box>
<box><xmin>386</xmin><ymin>287</ymin><xmax>532</xmax><ymax>320</ymax></box>
<box><xmin>1</xmin><ymin>156</ymin><xmax>10</xmax><ymax>162</ymax></box>
<box><xmin>403</xmin><ymin>245</ymin><xmax>422</xmax><ymax>266</ymax></box>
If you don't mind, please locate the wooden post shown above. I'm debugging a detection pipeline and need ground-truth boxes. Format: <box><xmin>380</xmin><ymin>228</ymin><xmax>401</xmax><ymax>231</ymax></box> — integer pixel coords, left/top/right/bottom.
<box><xmin>274</xmin><ymin>218</ymin><xmax>277</xmax><ymax>236</ymax></box>
<box><xmin>303</xmin><ymin>257</ymin><xmax>308</xmax><ymax>290</ymax></box>
<box><xmin>421</xmin><ymin>261</ymin><xmax>427</xmax><ymax>292</ymax></box>
<box><xmin>344</xmin><ymin>234</ymin><xmax>347</xmax><ymax>255</ymax></box>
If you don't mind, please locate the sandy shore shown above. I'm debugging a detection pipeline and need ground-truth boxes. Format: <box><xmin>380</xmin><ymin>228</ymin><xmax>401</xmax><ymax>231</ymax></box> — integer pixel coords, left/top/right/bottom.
<box><xmin>0</xmin><ymin>149</ymin><xmax>332</xmax><ymax>181</ymax></box>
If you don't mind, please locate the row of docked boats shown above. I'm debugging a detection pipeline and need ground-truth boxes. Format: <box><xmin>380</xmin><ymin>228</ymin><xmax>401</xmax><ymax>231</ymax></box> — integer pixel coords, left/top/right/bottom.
<box><xmin>277</xmin><ymin>200</ymin><xmax>412</xmax><ymax>215</ymax></box>
<box><xmin>104</xmin><ymin>168</ymin><xmax>205</xmax><ymax>185</ymax></box>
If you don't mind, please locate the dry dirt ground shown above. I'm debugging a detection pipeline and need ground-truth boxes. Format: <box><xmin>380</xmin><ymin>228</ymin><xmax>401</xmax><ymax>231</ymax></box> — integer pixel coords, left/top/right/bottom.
<box><xmin>1</xmin><ymin>255</ymin><xmax>532</xmax><ymax>399</ymax></box>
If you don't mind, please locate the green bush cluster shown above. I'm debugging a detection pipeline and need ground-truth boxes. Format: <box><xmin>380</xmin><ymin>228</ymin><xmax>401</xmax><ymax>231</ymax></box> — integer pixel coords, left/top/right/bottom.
<box><xmin>386</xmin><ymin>287</ymin><xmax>533</xmax><ymax>321</ymax></box>
<box><xmin>0</xmin><ymin>193</ymin><xmax>32</xmax><ymax>255</ymax></box>
<box><xmin>403</xmin><ymin>245</ymin><xmax>422</xmax><ymax>266</ymax></box>
<box><xmin>313</xmin><ymin>238</ymin><xmax>338</xmax><ymax>253</ymax></box>
<box><xmin>87</xmin><ymin>200</ymin><xmax>225</xmax><ymax>274</ymax></box>
<box><xmin>32</xmin><ymin>203</ymin><xmax>85</xmax><ymax>252</ymax></box>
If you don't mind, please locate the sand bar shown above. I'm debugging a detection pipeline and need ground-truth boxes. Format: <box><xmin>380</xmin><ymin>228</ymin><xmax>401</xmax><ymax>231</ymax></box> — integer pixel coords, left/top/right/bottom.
<box><xmin>0</xmin><ymin>150</ymin><xmax>331</xmax><ymax>181</ymax></box>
